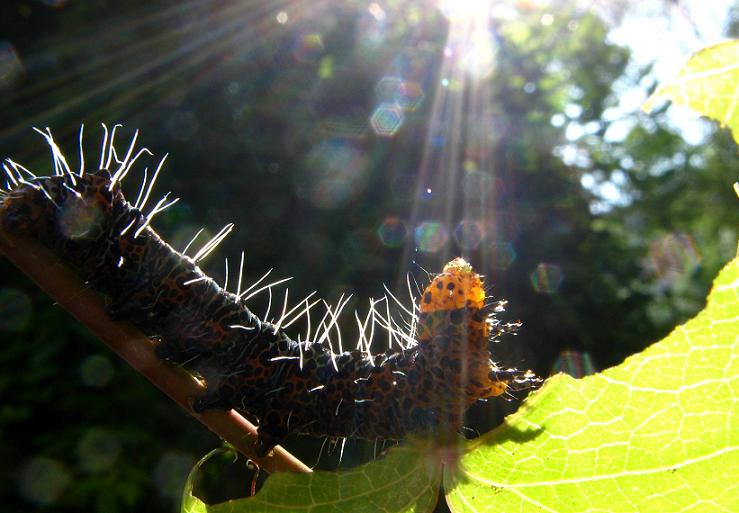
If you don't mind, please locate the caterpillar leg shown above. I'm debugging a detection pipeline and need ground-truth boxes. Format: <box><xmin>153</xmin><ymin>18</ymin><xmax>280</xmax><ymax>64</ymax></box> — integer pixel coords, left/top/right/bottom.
<box><xmin>192</xmin><ymin>386</ymin><xmax>233</xmax><ymax>413</ymax></box>
<box><xmin>487</xmin><ymin>368</ymin><xmax>542</xmax><ymax>395</ymax></box>
<box><xmin>154</xmin><ymin>339</ymin><xmax>198</xmax><ymax>365</ymax></box>
<box><xmin>106</xmin><ymin>294</ymin><xmax>148</xmax><ymax>321</ymax></box>
<box><xmin>255</xmin><ymin>422</ymin><xmax>287</xmax><ymax>457</ymax></box>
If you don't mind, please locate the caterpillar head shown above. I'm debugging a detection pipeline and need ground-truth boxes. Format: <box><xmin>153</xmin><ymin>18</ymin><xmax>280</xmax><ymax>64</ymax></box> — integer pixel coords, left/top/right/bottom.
<box><xmin>420</xmin><ymin>257</ymin><xmax>486</xmax><ymax>313</ymax></box>
<box><xmin>416</xmin><ymin>258</ymin><xmax>541</xmax><ymax>403</ymax></box>
<box><xmin>416</xmin><ymin>257</ymin><xmax>489</xmax><ymax>344</ymax></box>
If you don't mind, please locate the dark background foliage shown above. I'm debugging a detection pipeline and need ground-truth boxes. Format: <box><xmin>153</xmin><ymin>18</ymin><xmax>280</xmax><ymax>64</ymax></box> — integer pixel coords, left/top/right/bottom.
<box><xmin>1</xmin><ymin>0</ymin><xmax>737</xmax><ymax>511</ymax></box>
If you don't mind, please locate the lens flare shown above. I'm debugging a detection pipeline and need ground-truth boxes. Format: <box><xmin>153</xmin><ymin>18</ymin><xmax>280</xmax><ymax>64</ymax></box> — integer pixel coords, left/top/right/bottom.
<box><xmin>79</xmin><ymin>354</ymin><xmax>115</xmax><ymax>387</ymax></box>
<box><xmin>488</xmin><ymin>240</ymin><xmax>516</xmax><ymax>270</ymax></box>
<box><xmin>377</xmin><ymin>217</ymin><xmax>408</xmax><ymax>248</ymax></box>
<box><xmin>530</xmin><ymin>262</ymin><xmax>564</xmax><ymax>294</ymax></box>
<box><xmin>77</xmin><ymin>429</ymin><xmax>121</xmax><ymax>473</ymax></box>
<box><xmin>0</xmin><ymin>41</ymin><xmax>23</xmax><ymax>88</ymax></box>
<box><xmin>415</xmin><ymin>221</ymin><xmax>449</xmax><ymax>253</ymax></box>
<box><xmin>19</xmin><ymin>458</ymin><xmax>70</xmax><ymax>505</ymax></box>
<box><xmin>552</xmin><ymin>350</ymin><xmax>596</xmax><ymax>378</ymax></box>
<box><xmin>645</xmin><ymin>232</ymin><xmax>701</xmax><ymax>285</ymax></box>
<box><xmin>370</xmin><ymin>103</ymin><xmax>405</xmax><ymax>136</ymax></box>
<box><xmin>438</xmin><ymin>0</ymin><xmax>496</xmax><ymax>78</ymax></box>
<box><xmin>0</xmin><ymin>288</ymin><xmax>31</xmax><ymax>332</ymax></box>
<box><xmin>397</xmin><ymin>0</ymin><xmax>502</xmax><ymax>267</ymax></box>
<box><xmin>454</xmin><ymin>219</ymin><xmax>485</xmax><ymax>250</ymax></box>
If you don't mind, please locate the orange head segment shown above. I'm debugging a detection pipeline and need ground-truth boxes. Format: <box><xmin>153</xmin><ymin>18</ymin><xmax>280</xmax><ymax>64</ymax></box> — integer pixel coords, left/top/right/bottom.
<box><xmin>419</xmin><ymin>257</ymin><xmax>486</xmax><ymax>313</ymax></box>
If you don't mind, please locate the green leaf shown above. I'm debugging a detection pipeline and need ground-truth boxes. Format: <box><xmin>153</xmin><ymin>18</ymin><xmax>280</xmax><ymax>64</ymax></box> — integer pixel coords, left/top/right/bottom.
<box><xmin>446</xmin><ymin>258</ymin><xmax>739</xmax><ymax>513</ymax></box>
<box><xmin>643</xmin><ymin>40</ymin><xmax>739</xmax><ymax>142</ymax></box>
<box><xmin>184</xmin><ymin>260</ymin><xmax>737</xmax><ymax>513</ymax></box>
<box><xmin>182</xmin><ymin>448</ymin><xmax>233</xmax><ymax>513</ymax></box>
<box><xmin>185</xmin><ymin>443</ymin><xmax>442</xmax><ymax>513</ymax></box>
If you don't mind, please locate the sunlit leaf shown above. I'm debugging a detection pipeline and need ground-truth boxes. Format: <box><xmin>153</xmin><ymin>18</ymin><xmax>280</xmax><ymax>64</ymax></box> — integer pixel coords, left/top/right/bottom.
<box><xmin>182</xmin><ymin>448</ymin><xmax>231</xmax><ymax>513</ymax></box>
<box><xmin>184</xmin><ymin>259</ymin><xmax>737</xmax><ymax>513</ymax></box>
<box><xmin>184</xmin><ymin>444</ymin><xmax>442</xmax><ymax>513</ymax></box>
<box><xmin>446</xmin><ymin>258</ymin><xmax>738</xmax><ymax>513</ymax></box>
<box><xmin>644</xmin><ymin>40</ymin><xmax>739</xmax><ymax>142</ymax></box>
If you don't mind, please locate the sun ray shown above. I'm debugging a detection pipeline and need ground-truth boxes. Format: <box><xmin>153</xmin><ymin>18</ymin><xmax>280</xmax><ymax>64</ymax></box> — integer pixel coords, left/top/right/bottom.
<box><xmin>1</xmin><ymin>0</ymin><xmax>320</xmax><ymax>141</ymax></box>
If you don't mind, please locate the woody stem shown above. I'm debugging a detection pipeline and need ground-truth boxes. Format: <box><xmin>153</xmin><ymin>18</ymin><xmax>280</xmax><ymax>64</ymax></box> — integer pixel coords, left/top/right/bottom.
<box><xmin>0</xmin><ymin>231</ymin><xmax>311</xmax><ymax>474</ymax></box>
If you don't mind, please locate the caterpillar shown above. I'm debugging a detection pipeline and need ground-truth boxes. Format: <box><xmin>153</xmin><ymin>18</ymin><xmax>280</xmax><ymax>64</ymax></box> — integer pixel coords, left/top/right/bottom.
<box><xmin>0</xmin><ymin>126</ymin><xmax>541</xmax><ymax>456</ymax></box>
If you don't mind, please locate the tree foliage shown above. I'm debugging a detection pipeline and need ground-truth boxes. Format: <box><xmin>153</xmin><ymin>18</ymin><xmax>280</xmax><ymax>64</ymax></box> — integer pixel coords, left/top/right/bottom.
<box><xmin>0</xmin><ymin>1</ymin><xmax>736</xmax><ymax>512</ymax></box>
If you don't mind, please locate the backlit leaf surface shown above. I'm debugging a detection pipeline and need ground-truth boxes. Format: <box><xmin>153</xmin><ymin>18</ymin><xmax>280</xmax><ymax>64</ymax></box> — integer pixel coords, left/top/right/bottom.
<box><xmin>184</xmin><ymin>444</ymin><xmax>442</xmax><ymax>513</ymax></box>
<box><xmin>446</xmin><ymin>258</ymin><xmax>738</xmax><ymax>513</ymax></box>
<box><xmin>644</xmin><ymin>40</ymin><xmax>739</xmax><ymax>141</ymax></box>
<box><xmin>183</xmin><ymin>259</ymin><xmax>738</xmax><ymax>513</ymax></box>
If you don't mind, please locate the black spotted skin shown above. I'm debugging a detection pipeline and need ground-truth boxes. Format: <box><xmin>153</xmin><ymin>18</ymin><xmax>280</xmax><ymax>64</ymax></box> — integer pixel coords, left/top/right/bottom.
<box><xmin>1</xmin><ymin>170</ymin><xmax>539</xmax><ymax>456</ymax></box>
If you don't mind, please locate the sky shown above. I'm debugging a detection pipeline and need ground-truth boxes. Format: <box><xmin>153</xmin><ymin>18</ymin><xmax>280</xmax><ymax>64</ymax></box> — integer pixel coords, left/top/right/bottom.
<box><xmin>607</xmin><ymin>0</ymin><xmax>734</xmax><ymax>143</ymax></box>
<box><xmin>569</xmin><ymin>0</ymin><xmax>735</xmax><ymax>208</ymax></box>
<box><xmin>610</xmin><ymin>0</ymin><xmax>733</xmax><ymax>78</ymax></box>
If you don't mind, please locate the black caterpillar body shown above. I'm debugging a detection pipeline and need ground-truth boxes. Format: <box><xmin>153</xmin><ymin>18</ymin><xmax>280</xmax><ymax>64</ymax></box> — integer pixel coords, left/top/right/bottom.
<box><xmin>0</xmin><ymin>128</ymin><xmax>540</xmax><ymax>455</ymax></box>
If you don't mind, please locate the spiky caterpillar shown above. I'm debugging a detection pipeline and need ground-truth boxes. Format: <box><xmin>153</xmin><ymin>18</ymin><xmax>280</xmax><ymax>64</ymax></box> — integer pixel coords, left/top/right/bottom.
<box><xmin>0</xmin><ymin>127</ymin><xmax>540</xmax><ymax>456</ymax></box>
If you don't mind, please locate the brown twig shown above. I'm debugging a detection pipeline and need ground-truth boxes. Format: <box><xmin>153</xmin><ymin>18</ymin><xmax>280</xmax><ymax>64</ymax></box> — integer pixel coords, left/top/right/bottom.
<box><xmin>0</xmin><ymin>231</ymin><xmax>311</xmax><ymax>474</ymax></box>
